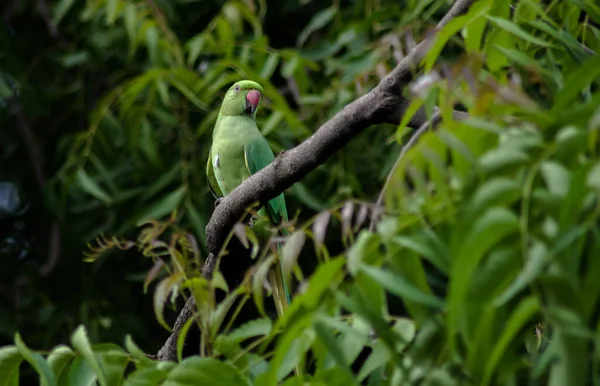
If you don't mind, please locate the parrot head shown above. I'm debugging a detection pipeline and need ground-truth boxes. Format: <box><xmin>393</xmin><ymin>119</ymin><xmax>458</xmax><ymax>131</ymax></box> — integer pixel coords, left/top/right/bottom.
<box><xmin>219</xmin><ymin>80</ymin><xmax>264</xmax><ymax>118</ymax></box>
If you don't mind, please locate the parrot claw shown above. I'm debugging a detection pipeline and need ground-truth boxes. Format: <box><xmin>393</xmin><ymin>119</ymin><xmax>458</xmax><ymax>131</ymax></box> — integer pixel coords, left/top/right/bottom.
<box><xmin>214</xmin><ymin>198</ymin><xmax>223</xmax><ymax>208</ymax></box>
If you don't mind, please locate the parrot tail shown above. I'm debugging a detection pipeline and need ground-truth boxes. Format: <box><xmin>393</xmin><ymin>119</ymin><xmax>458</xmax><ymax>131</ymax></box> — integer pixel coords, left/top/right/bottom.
<box><xmin>270</xmin><ymin>233</ymin><xmax>291</xmax><ymax>317</ymax></box>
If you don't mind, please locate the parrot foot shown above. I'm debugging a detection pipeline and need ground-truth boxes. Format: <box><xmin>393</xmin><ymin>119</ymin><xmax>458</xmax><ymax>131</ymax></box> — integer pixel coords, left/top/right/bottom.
<box><xmin>214</xmin><ymin>198</ymin><xmax>223</xmax><ymax>208</ymax></box>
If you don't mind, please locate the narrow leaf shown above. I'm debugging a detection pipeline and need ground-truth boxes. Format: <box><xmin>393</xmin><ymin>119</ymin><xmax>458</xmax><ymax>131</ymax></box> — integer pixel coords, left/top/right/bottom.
<box><xmin>76</xmin><ymin>169</ymin><xmax>112</xmax><ymax>204</ymax></box>
<box><xmin>360</xmin><ymin>265</ymin><xmax>444</xmax><ymax>308</ymax></box>
<box><xmin>486</xmin><ymin>15</ymin><xmax>551</xmax><ymax>47</ymax></box>
<box><xmin>70</xmin><ymin>326</ymin><xmax>107</xmax><ymax>386</ymax></box>
<box><xmin>15</xmin><ymin>334</ymin><xmax>57</xmax><ymax>386</ymax></box>
<box><xmin>0</xmin><ymin>346</ymin><xmax>22</xmax><ymax>386</ymax></box>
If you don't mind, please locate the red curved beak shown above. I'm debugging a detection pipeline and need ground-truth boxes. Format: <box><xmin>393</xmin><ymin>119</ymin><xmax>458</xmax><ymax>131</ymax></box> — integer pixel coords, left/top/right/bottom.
<box><xmin>245</xmin><ymin>89</ymin><xmax>261</xmax><ymax>114</ymax></box>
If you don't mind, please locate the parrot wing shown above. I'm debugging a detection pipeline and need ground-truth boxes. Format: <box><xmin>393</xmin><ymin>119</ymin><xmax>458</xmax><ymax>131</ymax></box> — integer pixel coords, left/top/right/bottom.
<box><xmin>243</xmin><ymin>139</ymin><xmax>289</xmax><ymax>226</ymax></box>
<box><xmin>244</xmin><ymin>138</ymin><xmax>291</xmax><ymax>311</ymax></box>
<box><xmin>206</xmin><ymin>147</ymin><xmax>223</xmax><ymax>199</ymax></box>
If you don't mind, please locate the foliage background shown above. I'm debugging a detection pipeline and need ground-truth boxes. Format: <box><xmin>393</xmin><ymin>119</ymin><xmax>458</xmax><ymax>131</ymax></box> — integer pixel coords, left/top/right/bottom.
<box><xmin>1</xmin><ymin>0</ymin><xmax>413</xmax><ymax>352</ymax></box>
<box><xmin>1</xmin><ymin>0</ymin><xmax>600</xmax><ymax>384</ymax></box>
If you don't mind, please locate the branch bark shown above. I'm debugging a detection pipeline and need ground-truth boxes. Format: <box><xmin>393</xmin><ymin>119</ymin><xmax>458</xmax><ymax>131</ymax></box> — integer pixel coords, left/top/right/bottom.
<box><xmin>205</xmin><ymin>0</ymin><xmax>476</xmax><ymax>261</ymax></box>
<box><xmin>156</xmin><ymin>0</ymin><xmax>477</xmax><ymax>361</ymax></box>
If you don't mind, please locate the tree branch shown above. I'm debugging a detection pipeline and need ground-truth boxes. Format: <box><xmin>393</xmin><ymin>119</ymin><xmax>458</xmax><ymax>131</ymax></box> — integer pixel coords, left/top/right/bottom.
<box><xmin>205</xmin><ymin>0</ymin><xmax>477</xmax><ymax>260</ymax></box>
<box><xmin>156</xmin><ymin>0</ymin><xmax>477</xmax><ymax>361</ymax></box>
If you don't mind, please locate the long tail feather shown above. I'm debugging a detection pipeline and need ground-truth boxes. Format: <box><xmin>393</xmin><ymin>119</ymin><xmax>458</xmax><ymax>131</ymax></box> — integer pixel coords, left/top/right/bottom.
<box><xmin>270</xmin><ymin>242</ymin><xmax>290</xmax><ymax>317</ymax></box>
<box><xmin>278</xmin><ymin>244</ymin><xmax>291</xmax><ymax>304</ymax></box>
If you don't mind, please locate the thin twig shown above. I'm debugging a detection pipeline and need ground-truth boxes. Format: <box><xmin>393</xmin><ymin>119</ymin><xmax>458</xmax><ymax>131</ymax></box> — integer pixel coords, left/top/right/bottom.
<box><xmin>369</xmin><ymin>111</ymin><xmax>442</xmax><ymax>232</ymax></box>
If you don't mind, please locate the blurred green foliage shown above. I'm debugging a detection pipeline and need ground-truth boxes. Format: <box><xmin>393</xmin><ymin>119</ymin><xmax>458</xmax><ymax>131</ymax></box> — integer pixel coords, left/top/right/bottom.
<box><xmin>2</xmin><ymin>0</ymin><xmax>600</xmax><ymax>384</ymax></box>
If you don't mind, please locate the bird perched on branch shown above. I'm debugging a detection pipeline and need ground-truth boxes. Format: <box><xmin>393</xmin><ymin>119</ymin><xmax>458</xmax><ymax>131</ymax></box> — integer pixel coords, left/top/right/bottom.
<box><xmin>206</xmin><ymin>79</ymin><xmax>290</xmax><ymax>317</ymax></box>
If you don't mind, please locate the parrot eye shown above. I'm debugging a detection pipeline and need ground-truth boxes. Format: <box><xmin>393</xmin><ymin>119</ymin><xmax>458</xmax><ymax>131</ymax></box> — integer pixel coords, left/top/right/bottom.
<box><xmin>234</xmin><ymin>85</ymin><xmax>241</xmax><ymax>92</ymax></box>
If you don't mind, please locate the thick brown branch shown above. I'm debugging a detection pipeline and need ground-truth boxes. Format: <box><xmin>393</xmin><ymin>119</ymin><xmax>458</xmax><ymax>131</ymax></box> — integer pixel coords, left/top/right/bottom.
<box><xmin>206</xmin><ymin>0</ymin><xmax>477</xmax><ymax>259</ymax></box>
<box><xmin>156</xmin><ymin>0</ymin><xmax>477</xmax><ymax>362</ymax></box>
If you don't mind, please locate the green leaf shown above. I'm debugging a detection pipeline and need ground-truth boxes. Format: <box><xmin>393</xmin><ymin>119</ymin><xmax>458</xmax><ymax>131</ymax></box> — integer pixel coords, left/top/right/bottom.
<box><xmin>359</xmin><ymin>264</ymin><xmax>444</xmax><ymax>308</ymax></box>
<box><xmin>68</xmin><ymin>356</ymin><xmax>98</xmax><ymax>386</ymax></box>
<box><xmin>347</xmin><ymin>231</ymin><xmax>381</xmax><ymax>275</ymax></box>
<box><xmin>313</xmin><ymin>367</ymin><xmax>356</xmax><ymax>386</ymax></box>
<box><xmin>223</xmin><ymin>317</ymin><xmax>272</xmax><ymax>344</ymax></box>
<box><xmin>336</xmin><ymin>317</ymin><xmax>372</xmax><ymax>368</ymax></box>
<box><xmin>281</xmin><ymin>56</ymin><xmax>300</xmax><ymax>78</ymax></box>
<box><xmin>60</xmin><ymin>52</ymin><xmax>90</xmax><ymax>68</ymax></box>
<box><xmin>140</xmin><ymin>163</ymin><xmax>182</xmax><ymax>202</ymax></box>
<box><xmin>140</xmin><ymin>119</ymin><xmax>161</xmax><ymax>167</ymax></box>
<box><xmin>211</xmin><ymin>285</ymin><xmax>244</xmax><ymax>338</ymax></box>
<box><xmin>45</xmin><ymin>346</ymin><xmax>74</xmax><ymax>386</ymax></box>
<box><xmin>106</xmin><ymin>0</ymin><xmax>118</xmax><ymax>25</ymax></box>
<box><xmin>546</xmin><ymin>306</ymin><xmax>594</xmax><ymax>339</ymax></box>
<box><xmin>70</xmin><ymin>325</ymin><xmax>107</xmax><ymax>386</ymax></box>
<box><xmin>0</xmin><ymin>346</ymin><xmax>22</xmax><ymax>386</ymax></box>
<box><xmin>494</xmin><ymin>240</ymin><xmax>548</xmax><ymax>306</ymax></box>
<box><xmin>165</xmin><ymin>357</ymin><xmax>250</xmax><ymax>386</ymax></box>
<box><xmin>392</xmin><ymin>232</ymin><xmax>450</xmax><ymax>274</ymax></box>
<box><xmin>290</xmin><ymin>182</ymin><xmax>329</xmax><ymax>211</ymax></box>
<box><xmin>274</xmin><ymin>328</ymin><xmax>314</xmax><ymax>382</ymax></box>
<box><xmin>186</xmin><ymin>35</ymin><xmax>206</xmax><ymax>67</ymax></box>
<box><xmin>168</xmin><ymin>78</ymin><xmax>208</xmax><ymax>111</ymax></box>
<box><xmin>479</xmin><ymin>147</ymin><xmax>530</xmax><ymax>174</ymax></box>
<box><xmin>52</xmin><ymin>0</ymin><xmax>76</xmax><ymax>26</ymax></box>
<box><xmin>465</xmin><ymin>178</ymin><xmax>522</xmax><ymax>220</ymax></box>
<box><xmin>357</xmin><ymin>340</ymin><xmax>388</xmax><ymax>382</ymax></box>
<box><xmin>252</xmin><ymin>255</ymin><xmax>274</xmax><ymax>317</ymax></box>
<box><xmin>136</xmin><ymin>186</ymin><xmax>187</xmax><ymax>223</ymax></box>
<box><xmin>482</xmin><ymin>297</ymin><xmax>539</xmax><ymax>385</ymax></box>
<box><xmin>76</xmin><ymin>169</ymin><xmax>112</xmax><ymax>204</ymax></box>
<box><xmin>396</xmin><ymin>98</ymin><xmax>424</xmax><ymax>135</ymax></box>
<box><xmin>261</xmin><ymin>110</ymin><xmax>284</xmax><ymax>137</ymax></box>
<box><xmin>260</xmin><ymin>53</ymin><xmax>279</xmax><ymax>80</ymax></box>
<box><xmin>540</xmin><ymin>161</ymin><xmax>571</xmax><ymax>198</ymax></box>
<box><xmin>153</xmin><ymin>273</ymin><xmax>184</xmax><ymax>331</ymax></box>
<box><xmin>486</xmin><ymin>15</ymin><xmax>551</xmax><ymax>47</ymax></box>
<box><xmin>94</xmin><ymin>344</ymin><xmax>130</xmax><ymax>386</ymax></box>
<box><xmin>301</xmin><ymin>257</ymin><xmax>346</xmax><ymax>309</ymax></box>
<box><xmin>493</xmin><ymin>46</ymin><xmax>552</xmax><ymax>77</ymax></box>
<box><xmin>124</xmin><ymin>3</ymin><xmax>138</xmax><ymax>43</ymax></box>
<box><xmin>465</xmin><ymin>13</ymin><xmax>487</xmax><ymax>52</ymax></box>
<box><xmin>14</xmin><ymin>334</ymin><xmax>56</xmax><ymax>386</ymax></box>
<box><xmin>173</xmin><ymin>312</ymin><xmax>197</xmax><ymax>363</ymax></box>
<box><xmin>391</xmin><ymin>318</ymin><xmax>417</xmax><ymax>349</ymax></box>
<box><xmin>124</xmin><ymin>336</ymin><xmax>154</xmax><ymax>369</ymax></box>
<box><xmin>423</xmin><ymin>0</ymin><xmax>493</xmax><ymax>71</ymax></box>
<box><xmin>313</xmin><ymin>317</ymin><xmax>354</xmax><ymax>376</ymax></box>
<box><xmin>124</xmin><ymin>367</ymin><xmax>169</xmax><ymax>386</ymax></box>
<box><xmin>449</xmin><ymin>208</ymin><xmax>520</xmax><ymax>347</ymax></box>
<box><xmin>145</xmin><ymin>26</ymin><xmax>159</xmax><ymax>64</ymax></box>
<box><xmin>186</xmin><ymin>200</ymin><xmax>207</xmax><ymax>248</ymax></box>
<box><xmin>587</xmin><ymin>162</ymin><xmax>600</xmax><ymax>190</ymax></box>
<box><xmin>281</xmin><ymin>231</ymin><xmax>306</xmax><ymax>281</ymax></box>
<box><xmin>553</xmin><ymin>54</ymin><xmax>600</xmax><ymax>110</ymax></box>
<box><xmin>297</xmin><ymin>6</ymin><xmax>338</xmax><ymax>46</ymax></box>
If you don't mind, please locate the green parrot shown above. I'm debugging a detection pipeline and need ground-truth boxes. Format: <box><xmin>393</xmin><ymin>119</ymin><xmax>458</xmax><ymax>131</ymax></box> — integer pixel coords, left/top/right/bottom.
<box><xmin>206</xmin><ymin>79</ymin><xmax>290</xmax><ymax>317</ymax></box>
